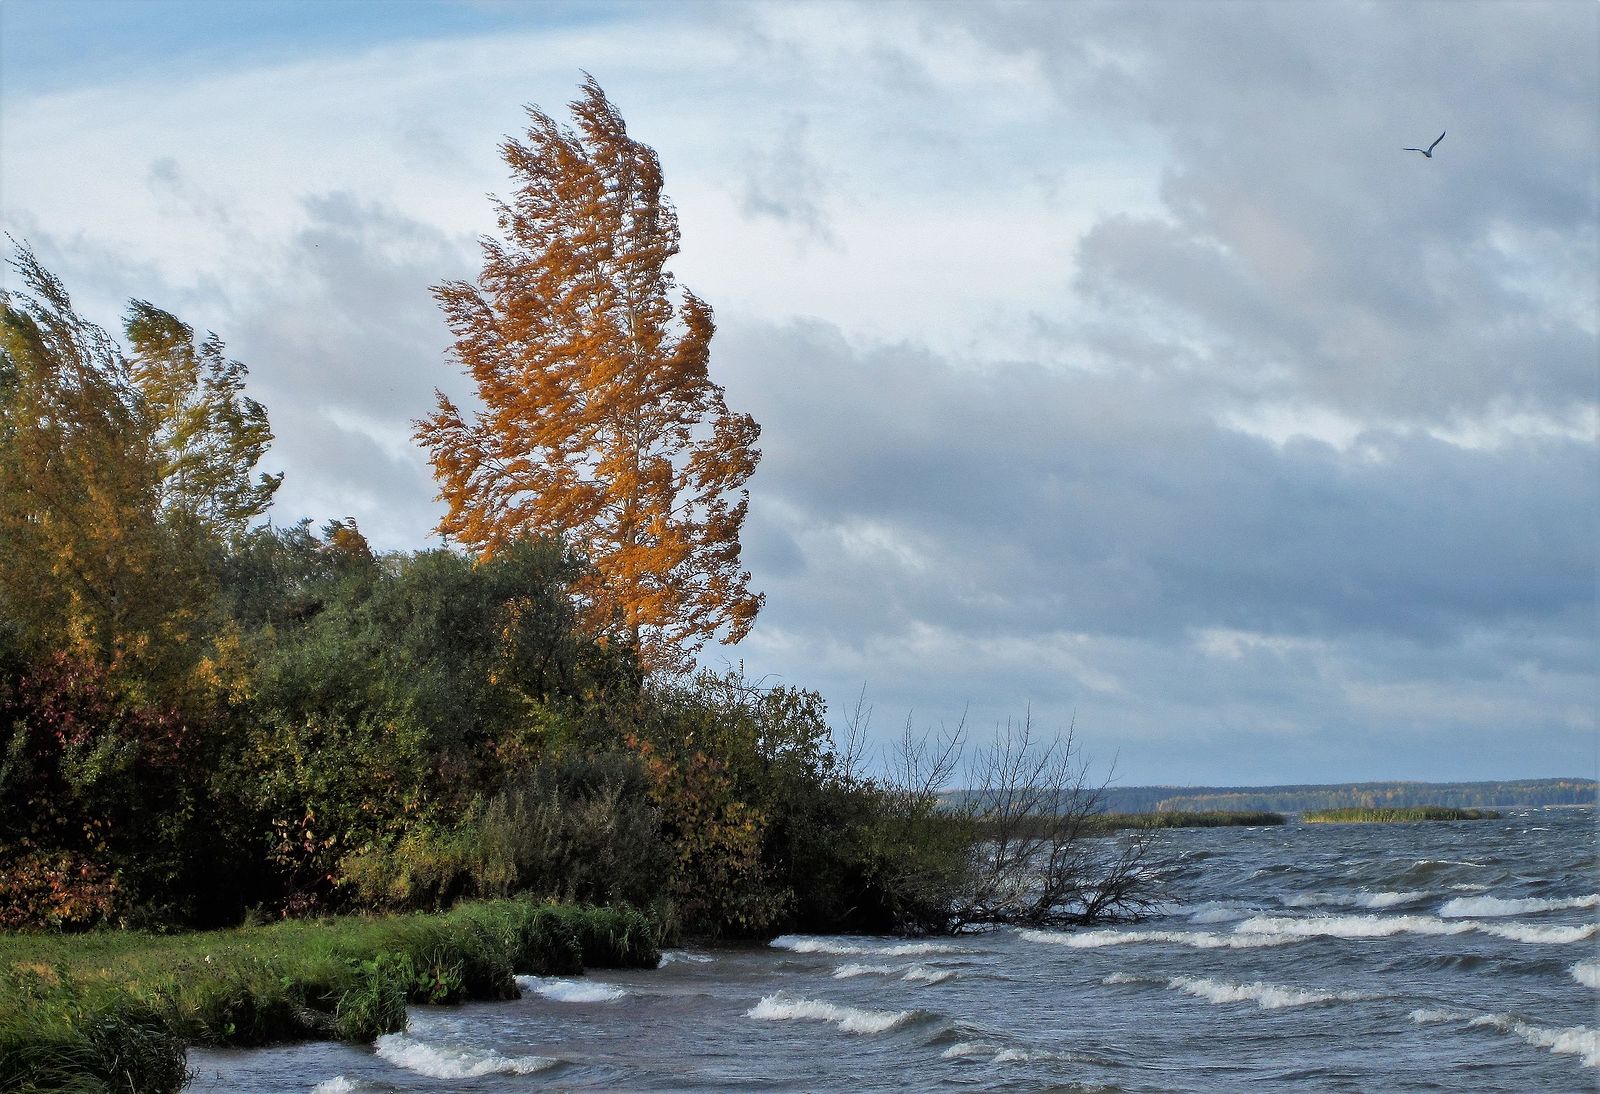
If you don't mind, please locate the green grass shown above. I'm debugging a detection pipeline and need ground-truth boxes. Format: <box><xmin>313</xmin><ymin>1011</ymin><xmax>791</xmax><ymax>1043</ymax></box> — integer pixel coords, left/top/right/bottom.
<box><xmin>1301</xmin><ymin>806</ymin><xmax>1502</xmax><ymax>824</ymax></box>
<box><xmin>0</xmin><ymin>900</ymin><xmax>662</xmax><ymax>1094</ymax></box>
<box><xmin>1090</xmin><ymin>810</ymin><xmax>1286</xmax><ymax>830</ymax></box>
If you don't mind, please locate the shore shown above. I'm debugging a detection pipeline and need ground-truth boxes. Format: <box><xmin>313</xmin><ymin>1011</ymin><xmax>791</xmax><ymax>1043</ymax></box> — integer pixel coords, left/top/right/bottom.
<box><xmin>0</xmin><ymin>900</ymin><xmax>662</xmax><ymax>1094</ymax></box>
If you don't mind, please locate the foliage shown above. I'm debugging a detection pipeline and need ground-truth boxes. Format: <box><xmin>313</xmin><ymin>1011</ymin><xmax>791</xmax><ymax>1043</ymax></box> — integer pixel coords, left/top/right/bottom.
<box><xmin>123</xmin><ymin>301</ymin><xmax>281</xmax><ymax>541</ymax></box>
<box><xmin>416</xmin><ymin>76</ymin><xmax>762</xmax><ymax>673</ymax></box>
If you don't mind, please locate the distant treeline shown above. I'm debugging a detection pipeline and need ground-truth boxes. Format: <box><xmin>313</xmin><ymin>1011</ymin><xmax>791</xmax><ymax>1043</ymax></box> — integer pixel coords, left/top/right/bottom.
<box><xmin>1303</xmin><ymin>807</ymin><xmax>1500</xmax><ymax>823</ymax></box>
<box><xmin>1097</xmin><ymin>778</ymin><xmax>1596</xmax><ymax>815</ymax></box>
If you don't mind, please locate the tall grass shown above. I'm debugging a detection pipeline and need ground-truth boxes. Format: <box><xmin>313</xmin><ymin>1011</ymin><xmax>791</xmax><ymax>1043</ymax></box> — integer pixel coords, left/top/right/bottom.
<box><xmin>1301</xmin><ymin>806</ymin><xmax>1501</xmax><ymax>823</ymax></box>
<box><xmin>0</xmin><ymin>900</ymin><xmax>662</xmax><ymax>1094</ymax></box>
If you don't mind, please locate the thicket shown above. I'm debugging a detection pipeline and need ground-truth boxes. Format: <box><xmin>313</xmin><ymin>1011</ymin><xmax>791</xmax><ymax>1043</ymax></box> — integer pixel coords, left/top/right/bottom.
<box><xmin>2</xmin><ymin>246</ymin><xmax>1153</xmax><ymax>944</ymax></box>
<box><xmin>0</xmin><ymin>899</ymin><xmax>660</xmax><ymax>1094</ymax></box>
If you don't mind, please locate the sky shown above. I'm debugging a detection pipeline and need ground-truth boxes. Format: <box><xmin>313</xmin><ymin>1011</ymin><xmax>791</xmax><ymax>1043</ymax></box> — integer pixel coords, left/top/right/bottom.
<box><xmin>2</xmin><ymin>0</ymin><xmax>1595</xmax><ymax>786</ymax></box>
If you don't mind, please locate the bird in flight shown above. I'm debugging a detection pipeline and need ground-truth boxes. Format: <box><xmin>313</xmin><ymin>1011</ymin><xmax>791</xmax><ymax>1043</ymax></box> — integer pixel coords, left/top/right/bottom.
<box><xmin>1404</xmin><ymin>131</ymin><xmax>1446</xmax><ymax>158</ymax></box>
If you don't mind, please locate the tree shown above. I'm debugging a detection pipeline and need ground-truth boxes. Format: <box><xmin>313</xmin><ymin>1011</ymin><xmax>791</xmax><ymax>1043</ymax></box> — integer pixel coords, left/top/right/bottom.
<box><xmin>416</xmin><ymin>77</ymin><xmax>762</xmax><ymax>673</ymax></box>
<box><xmin>0</xmin><ymin>244</ymin><xmax>178</xmax><ymax>681</ymax></box>
<box><xmin>124</xmin><ymin>302</ymin><xmax>281</xmax><ymax>542</ymax></box>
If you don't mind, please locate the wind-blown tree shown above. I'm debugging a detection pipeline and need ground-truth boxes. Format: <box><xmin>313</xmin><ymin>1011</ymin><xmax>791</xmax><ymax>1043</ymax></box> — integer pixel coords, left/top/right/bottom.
<box><xmin>0</xmin><ymin>246</ymin><xmax>178</xmax><ymax>681</ymax></box>
<box><xmin>125</xmin><ymin>301</ymin><xmax>281</xmax><ymax>542</ymax></box>
<box><xmin>416</xmin><ymin>77</ymin><xmax>762</xmax><ymax>673</ymax></box>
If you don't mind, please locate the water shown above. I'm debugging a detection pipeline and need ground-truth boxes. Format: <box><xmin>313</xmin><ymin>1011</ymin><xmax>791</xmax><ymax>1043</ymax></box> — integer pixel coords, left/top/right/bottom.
<box><xmin>187</xmin><ymin>807</ymin><xmax>1598</xmax><ymax>1092</ymax></box>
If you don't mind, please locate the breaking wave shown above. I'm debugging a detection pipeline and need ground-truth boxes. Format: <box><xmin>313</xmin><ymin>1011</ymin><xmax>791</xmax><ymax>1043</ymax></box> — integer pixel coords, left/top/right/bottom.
<box><xmin>1475</xmin><ymin>922</ymin><xmax>1598</xmax><ymax>945</ymax></box>
<box><xmin>657</xmin><ymin>950</ymin><xmax>715</xmax><ymax>967</ymax></box>
<box><xmin>832</xmin><ymin>962</ymin><xmax>953</xmax><ymax>984</ymax></box>
<box><xmin>1020</xmin><ymin>927</ymin><xmax>1291</xmax><ymax>950</ymax></box>
<box><xmin>1572</xmin><ymin>961</ymin><xmax>1600</xmax><ymax>989</ymax></box>
<box><xmin>309</xmin><ymin>1080</ymin><xmax>359</xmax><ymax>1094</ymax></box>
<box><xmin>1282</xmin><ymin>890</ymin><xmax>1428</xmax><ymax>910</ymax></box>
<box><xmin>747</xmin><ymin>994</ymin><xmax>915</xmax><ymax>1034</ymax></box>
<box><xmin>1438</xmin><ymin>893</ymin><xmax>1600</xmax><ymax>918</ymax></box>
<box><xmin>1411</xmin><ymin>1009</ymin><xmax>1599</xmax><ymax>1068</ymax></box>
<box><xmin>515</xmin><ymin>975</ymin><xmax>627</xmax><ymax>1002</ymax></box>
<box><xmin>1165</xmin><ymin>976</ymin><xmax>1375</xmax><ymax>1010</ymax></box>
<box><xmin>1233</xmin><ymin>913</ymin><xmax>1473</xmax><ymax>939</ymax></box>
<box><xmin>769</xmin><ymin>935</ymin><xmax>963</xmax><ymax>957</ymax></box>
<box><xmin>373</xmin><ymin>1033</ymin><xmax>556</xmax><ymax>1078</ymax></box>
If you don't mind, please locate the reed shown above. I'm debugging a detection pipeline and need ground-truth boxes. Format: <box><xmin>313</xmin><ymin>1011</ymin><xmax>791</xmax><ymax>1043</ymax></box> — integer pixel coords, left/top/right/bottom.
<box><xmin>1301</xmin><ymin>806</ymin><xmax>1501</xmax><ymax>823</ymax></box>
<box><xmin>0</xmin><ymin>900</ymin><xmax>662</xmax><ymax>1094</ymax></box>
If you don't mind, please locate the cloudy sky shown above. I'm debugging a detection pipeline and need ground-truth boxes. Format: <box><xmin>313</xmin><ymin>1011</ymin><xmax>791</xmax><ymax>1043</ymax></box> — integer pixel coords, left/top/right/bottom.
<box><xmin>4</xmin><ymin>0</ymin><xmax>1595</xmax><ymax>786</ymax></box>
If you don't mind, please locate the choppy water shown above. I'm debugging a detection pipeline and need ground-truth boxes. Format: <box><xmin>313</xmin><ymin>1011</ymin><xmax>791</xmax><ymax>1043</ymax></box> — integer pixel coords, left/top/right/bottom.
<box><xmin>187</xmin><ymin>806</ymin><xmax>1598</xmax><ymax>1092</ymax></box>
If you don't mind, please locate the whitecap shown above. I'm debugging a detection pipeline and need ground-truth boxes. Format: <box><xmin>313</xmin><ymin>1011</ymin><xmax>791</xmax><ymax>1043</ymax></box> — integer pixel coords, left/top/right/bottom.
<box><xmin>1101</xmin><ymin>971</ymin><xmax>1145</xmax><ymax>985</ymax></box>
<box><xmin>1476</xmin><ymin>922</ymin><xmax>1598</xmax><ymax>945</ymax></box>
<box><xmin>941</xmin><ymin>1040</ymin><xmax>997</xmax><ymax>1059</ymax></box>
<box><xmin>1185</xmin><ymin>901</ymin><xmax>1257</xmax><ymax>924</ymax></box>
<box><xmin>1410</xmin><ymin>1008</ymin><xmax>1471</xmax><ymax>1024</ymax></box>
<box><xmin>1166</xmin><ymin>976</ymin><xmax>1375</xmax><ymax>1010</ymax></box>
<box><xmin>657</xmin><ymin>950</ymin><xmax>714</xmax><ymax>967</ymax></box>
<box><xmin>769</xmin><ymin>934</ymin><xmax>962</xmax><ymax>957</ymax></box>
<box><xmin>1233</xmin><ymin>913</ymin><xmax>1474</xmax><ymax>940</ymax></box>
<box><xmin>1468</xmin><ymin>1014</ymin><xmax>1600</xmax><ymax>1069</ymax></box>
<box><xmin>1020</xmin><ymin>926</ymin><xmax>1292</xmax><ymax>950</ymax></box>
<box><xmin>902</xmin><ymin>964</ymin><xmax>954</xmax><ymax>984</ymax></box>
<box><xmin>1572</xmin><ymin>961</ymin><xmax>1600</xmax><ymax>989</ymax></box>
<box><xmin>746</xmin><ymin>993</ymin><xmax>912</xmax><ymax>1034</ymax></box>
<box><xmin>310</xmin><ymin>1080</ymin><xmax>359</xmax><ymax>1094</ymax></box>
<box><xmin>373</xmin><ymin>1033</ymin><xmax>555</xmax><ymax>1079</ymax></box>
<box><xmin>1283</xmin><ymin>890</ymin><xmax>1427</xmax><ymax>911</ymax></box>
<box><xmin>515</xmin><ymin>975</ymin><xmax>627</xmax><ymax>1002</ymax></box>
<box><xmin>833</xmin><ymin>962</ymin><xmax>895</xmax><ymax>978</ymax></box>
<box><xmin>1438</xmin><ymin>893</ymin><xmax>1600</xmax><ymax>918</ymax></box>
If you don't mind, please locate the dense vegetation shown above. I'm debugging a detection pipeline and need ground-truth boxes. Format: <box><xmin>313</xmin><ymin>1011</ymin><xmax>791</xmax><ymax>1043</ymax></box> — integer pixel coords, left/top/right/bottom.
<box><xmin>1098</xmin><ymin>779</ymin><xmax>1595</xmax><ymax>815</ymax></box>
<box><xmin>1302</xmin><ymin>807</ymin><xmax>1501</xmax><ymax>823</ymax></box>
<box><xmin>0</xmin><ymin>900</ymin><xmax>660</xmax><ymax>1094</ymax></box>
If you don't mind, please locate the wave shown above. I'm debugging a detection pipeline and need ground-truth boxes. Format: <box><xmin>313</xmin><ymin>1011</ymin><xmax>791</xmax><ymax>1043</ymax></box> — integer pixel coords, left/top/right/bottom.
<box><xmin>515</xmin><ymin>975</ymin><xmax>627</xmax><ymax>1002</ymax></box>
<box><xmin>1573</xmin><ymin>961</ymin><xmax>1600</xmax><ymax>989</ymax></box>
<box><xmin>1020</xmin><ymin>926</ymin><xmax>1293</xmax><ymax>950</ymax></box>
<box><xmin>373</xmin><ymin>1033</ymin><xmax>556</xmax><ymax>1079</ymax></box>
<box><xmin>1234</xmin><ymin>913</ymin><xmax>1474</xmax><ymax>939</ymax></box>
<box><xmin>657</xmin><ymin>950</ymin><xmax>714</xmax><ymax>966</ymax></box>
<box><xmin>1184</xmin><ymin>901</ymin><xmax>1259</xmax><ymax>924</ymax></box>
<box><xmin>1412</xmin><ymin>1008</ymin><xmax>1600</xmax><ymax>1068</ymax></box>
<box><xmin>1165</xmin><ymin>976</ymin><xmax>1375</xmax><ymax>1010</ymax></box>
<box><xmin>1476</xmin><ymin>922</ymin><xmax>1598</xmax><ymax>945</ymax></box>
<box><xmin>309</xmin><ymin>1080</ymin><xmax>360</xmax><ymax>1094</ymax></box>
<box><xmin>769</xmin><ymin>934</ymin><xmax>963</xmax><ymax>957</ymax></box>
<box><xmin>1438</xmin><ymin>893</ymin><xmax>1600</xmax><ymax>918</ymax></box>
<box><xmin>1282</xmin><ymin>890</ymin><xmax>1428</xmax><ymax>911</ymax></box>
<box><xmin>747</xmin><ymin>993</ymin><xmax>914</xmax><ymax>1034</ymax></box>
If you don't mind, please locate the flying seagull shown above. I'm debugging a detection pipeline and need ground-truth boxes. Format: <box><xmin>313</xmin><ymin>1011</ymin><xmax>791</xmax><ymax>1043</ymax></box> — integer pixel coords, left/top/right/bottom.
<box><xmin>1404</xmin><ymin>131</ymin><xmax>1446</xmax><ymax>158</ymax></box>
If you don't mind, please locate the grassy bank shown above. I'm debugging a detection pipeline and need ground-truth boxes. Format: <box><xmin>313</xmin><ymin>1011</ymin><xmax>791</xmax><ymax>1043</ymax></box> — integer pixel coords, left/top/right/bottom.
<box><xmin>1302</xmin><ymin>806</ymin><xmax>1502</xmax><ymax>824</ymax></box>
<box><xmin>0</xmin><ymin>900</ymin><xmax>661</xmax><ymax>1094</ymax></box>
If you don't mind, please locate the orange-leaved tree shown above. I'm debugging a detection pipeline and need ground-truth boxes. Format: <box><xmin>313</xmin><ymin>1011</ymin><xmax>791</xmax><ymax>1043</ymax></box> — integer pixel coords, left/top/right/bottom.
<box><xmin>416</xmin><ymin>77</ymin><xmax>762</xmax><ymax>673</ymax></box>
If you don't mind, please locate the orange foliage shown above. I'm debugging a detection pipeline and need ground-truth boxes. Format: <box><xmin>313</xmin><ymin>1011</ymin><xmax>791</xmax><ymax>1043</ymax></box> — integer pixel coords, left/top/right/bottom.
<box><xmin>415</xmin><ymin>77</ymin><xmax>762</xmax><ymax>673</ymax></box>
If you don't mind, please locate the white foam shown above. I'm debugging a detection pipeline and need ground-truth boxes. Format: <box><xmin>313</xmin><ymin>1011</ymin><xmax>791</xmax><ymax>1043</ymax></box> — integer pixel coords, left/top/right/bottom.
<box><xmin>1572</xmin><ymin>961</ymin><xmax>1600</xmax><ymax>989</ymax></box>
<box><xmin>1234</xmin><ymin>913</ymin><xmax>1474</xmax><ymax>940</ymax></box>
<box><xmin>833</xmin><ymin>962</ymin><xmax>896</xmax><ymax>978</ymax></box>
<box><xmin>1413</xmin><ymin>1009</ymin><xmax>1600</xmax><ymax>1068</ymax></box>
<box><xmin>1021</xmin><ymin>927</ymin><xmax>1292</xmax><ymax>950</ymax></box>
<box><xmin>515</xmin><ymin>975</ymin><xmax>626</xmax><ymax>1002</ymax></box>
<box><xmin>1102</xmin><ymin>972</ymin><xmax>1144</xmax><ymax>985</ymax></box>
<box><xmin>941</xmin><ymin>1040</ymin><xmax>997</xmax><ymax>1059</ymax></box>
<box><xmin>373</xmin><ymin>1034</ymin><xmax>555</xmax><ymax>1079</ymax></box>
<box><xmin>310</xmin><ymin>1080</ymin><xmax>359</xmax><ymax>1094</ymax></box>
<box><xmin>1476</xmin><ymin>922</ymin><xmax>1598</xmax><ymax>945</ymax></box>
<box><xmin>1167</xmin><ymin>976</ymin><xmax>1375</xmax><ymax>1010</ymax></box>
<box><xmin>656</xmin><ymin>950</ymin><xmax>714</xmax><ymax>967</ymax></box>
<box><xmin>1468</xmin><ymin>1014</ymin><xmax>1600</xmax><ymax>1069</ymax></box>
<box><xmin>769</xmin><ymin>934</ymin><xmax>960</xmax><ymax>957</ymax></box>
<box><xmin>902</xmin><ymin>964</ymin><xmax>954</xmax><ymax>984</ymax></box>
<box><xmin>747</xmin><ymin>994</ymin><xmax>912</xmax><ymax>1034</ymax></box>
<box><xmin>1439</xmin><ymin>894</ymin><xmax>1600</xmax><ymax>918</ymax></box>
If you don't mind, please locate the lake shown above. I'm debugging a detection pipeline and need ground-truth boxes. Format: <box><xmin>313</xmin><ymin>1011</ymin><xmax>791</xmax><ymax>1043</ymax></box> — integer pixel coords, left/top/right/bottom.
<box><xmin>187</xmin><ymin>805</ymin><xmax>1597</xmax><ymax>1092</ymax></box>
